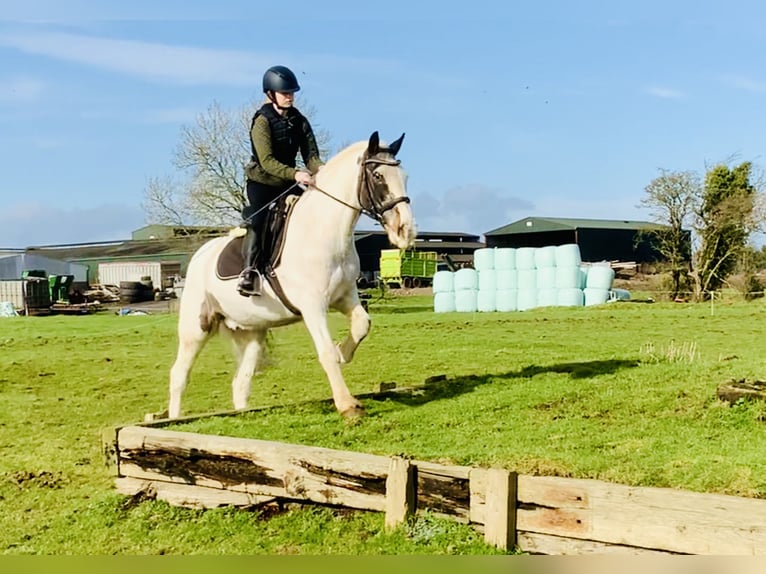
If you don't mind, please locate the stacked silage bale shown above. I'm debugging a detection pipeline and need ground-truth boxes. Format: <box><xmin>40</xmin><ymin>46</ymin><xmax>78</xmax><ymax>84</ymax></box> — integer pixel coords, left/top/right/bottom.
<box><xmin>432</xmin><ymin>269</ymin><xmax>456</xmax><ymax>313</ymax></box>
<box><xmin>555</xmin><ymin>243</ymin><xmax>585</xmax><ymax>307</ymax></box>
<box><xmin>494</xmin><ymin>248</ymin><xmax>518</xmax><ymax>312</ymax></box>
<box><xmin>535</xmin><ymin>245</ymin><xmax>558</xmax><ymax>307</ymax></box>
<box><xmin>474</xmin><ymin>248</ymin><xmax>496</xmax><ymax>312</ymax></box>
<box><xmin>515</xmin><ymin>247</ymin><xmax>538</xmax><ymax>311</ymax></box>
<box><xmin>583</xmin><ymin>263</ymin><xmax>616</xmax><ymax>306</ymax></box>
<box><xmin>454</xmin><ymin>267</ymin><xmax>479</xmax><ymax>312</ymax></box>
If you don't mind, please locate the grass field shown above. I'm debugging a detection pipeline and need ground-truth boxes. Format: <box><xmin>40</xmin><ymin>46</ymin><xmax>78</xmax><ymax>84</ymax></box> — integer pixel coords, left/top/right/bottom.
<box><xmin>2</xmin><ymin>293</ymin><xmax>766</xmax><ymax>554</ymax></box>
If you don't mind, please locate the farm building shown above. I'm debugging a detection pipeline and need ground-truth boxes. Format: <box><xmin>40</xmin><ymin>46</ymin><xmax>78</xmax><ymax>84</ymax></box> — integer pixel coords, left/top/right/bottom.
<box><xmin>0</xmin><ymin>251</ymin><xmax>89</xmax><ymax>281</ymax></box>
<box><xmin>484</xmin><ymin>216</ymin><xmax>688</xmax><ymax>264</ymax></box>
<box><xmin>20</xmin><ymin>226</ymin><xmax>482</xmax><ymax>287</ymax></box>
<box><xmin>355</xmin><ymin>230</ymin><xmax>484</xmax><ymax>276</ymax></box>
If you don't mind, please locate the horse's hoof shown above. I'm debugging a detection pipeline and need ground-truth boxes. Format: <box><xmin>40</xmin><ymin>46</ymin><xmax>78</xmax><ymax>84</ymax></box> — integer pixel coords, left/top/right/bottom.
<box><xmin>341</xmin><ymin>405</ymin><xmax>365</xmax><ymax>421</ymax></box>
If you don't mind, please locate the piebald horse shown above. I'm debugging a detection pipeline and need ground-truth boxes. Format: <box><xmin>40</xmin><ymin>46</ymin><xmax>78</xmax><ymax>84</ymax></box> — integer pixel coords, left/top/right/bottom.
<box><xmin>168</xmin><ymin>132</ymin><xmax>416</xmax><ymax>419</ymax></box>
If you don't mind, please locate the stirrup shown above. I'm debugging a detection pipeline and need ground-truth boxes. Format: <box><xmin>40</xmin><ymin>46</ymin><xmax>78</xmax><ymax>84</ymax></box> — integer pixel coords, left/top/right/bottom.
<box><xmin>237</xmin><ymin>269</ymin><xmax>262</xmax><ymax>297</ymax></box>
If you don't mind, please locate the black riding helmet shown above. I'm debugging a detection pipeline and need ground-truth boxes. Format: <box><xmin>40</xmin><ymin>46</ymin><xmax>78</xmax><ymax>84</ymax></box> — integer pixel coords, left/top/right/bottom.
<box><xmin>262</xmin><ymin>65</ymin><xmax>301</xmax><ymax>93</ymax></box>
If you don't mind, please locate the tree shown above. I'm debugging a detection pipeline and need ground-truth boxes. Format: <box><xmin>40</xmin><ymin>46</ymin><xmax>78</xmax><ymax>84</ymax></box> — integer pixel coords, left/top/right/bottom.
<box><xmin>142</xmin><ymin>99</ymin><xmax>331</xmax><ymax>228</ymax></box>
<box><xmin>638</xmin><ymin>169</ymin><xmax>698</xmax><ymax>299</ymax></box>
<box><xmin>691</xmin><ymin>162</ymin><xmax>760</xmax><ymax>298</ymax></box>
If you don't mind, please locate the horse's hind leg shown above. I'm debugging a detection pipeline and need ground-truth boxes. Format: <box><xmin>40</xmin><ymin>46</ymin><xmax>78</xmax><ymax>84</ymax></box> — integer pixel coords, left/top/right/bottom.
<box><xmin>335</xmin><ymin>296</ymin><xmax>371</xmax><ymax>364</ymax></box>
<box><xmin>228</xmin><ymin>327</ymin><xmax>267</xmax><ymax>411</ymax></box>
<box><xmin>168</xmin><ymin>296</ymin><xmax>216</xmax><ymax>419</ymax></box>
<box><xmin>301</xmin><ymin>307</ymin><xmax>363</xmax><ymax>418</ymax></box>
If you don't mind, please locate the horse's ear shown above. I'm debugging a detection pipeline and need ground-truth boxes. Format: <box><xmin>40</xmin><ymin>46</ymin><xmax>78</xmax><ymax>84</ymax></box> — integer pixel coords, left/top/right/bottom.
<box><xmin>388</xmin><ymin>133</ymin><xmax>405</xmax><ymax>156</ymax></box>
<box><xmin>368</xmin><ymin>131</ymin><xmax>380</xmax><ymax>155</ymax></box>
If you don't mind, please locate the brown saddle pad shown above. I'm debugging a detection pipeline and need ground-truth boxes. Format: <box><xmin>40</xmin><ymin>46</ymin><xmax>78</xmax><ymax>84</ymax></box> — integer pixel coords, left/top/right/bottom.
<box><xmin>215</xmin><ymin>194</ymin><xmax>300</xmax><ymax>282</ymax></box>
<box><xmin>216</xmin><ymin>235</ymin><xmax>245</xmax><ymax>280</ymax></box>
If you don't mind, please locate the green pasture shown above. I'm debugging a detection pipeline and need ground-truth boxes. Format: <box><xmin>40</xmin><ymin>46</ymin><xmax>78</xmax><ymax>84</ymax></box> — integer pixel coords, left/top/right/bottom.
<box><xmin>2</xmin><ymin>294</ymin><xmax>766</xmax><ymax>554</ymax></box>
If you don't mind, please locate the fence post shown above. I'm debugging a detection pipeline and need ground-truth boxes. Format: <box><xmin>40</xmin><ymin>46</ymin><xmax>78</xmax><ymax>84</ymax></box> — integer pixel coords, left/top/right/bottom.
<box><xmin>484</xmin><ymin>468</ymin><xmax>518</xmax><ymax>551</ymax></box>
<box><xmin>385</xmin><ymin>456</ymin><xmax>416</xmax><ymax>530</ymax></box>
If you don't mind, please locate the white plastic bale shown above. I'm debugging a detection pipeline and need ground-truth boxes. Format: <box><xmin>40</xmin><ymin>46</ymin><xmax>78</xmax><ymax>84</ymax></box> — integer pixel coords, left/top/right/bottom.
<box><xmin>536</xmin><ymin>267</ymin><xmax>557</xmax><ymax>290</ymax></box>
<box><xmin>515</xmin><ymin>247</ymin><xmax>537</xmax><ymax>270</ymax></box>
<box><xmin>433</xmin><ymin>291</ymin><xmax>456</xmax><ymax>313</ymax></box>
<box><xmin>534</xmin><ymin>246</ymin><xmax>557</xmax><ymax>269</ymax></box>
<box><xmin>495</xmin><ymin>289</ymin><xmax>518</xmax><ymax>312</ymax></box>
<box><xmin>557</xmin><ymin>288</ymin><xmax>584</xmax><ymax>307</ymax></box>
<box><xmin>585</xmin><ymin>265</ymin><xmax>615</xmax><ymax>290</ymax></box>
<box><xmin>584</xmin><ymin>287</ymin><xmax>610</xmax><ymax>306</ymax></box>
<box><xmin>517</xmin><ymin>269</ymin><xmax>537</xmax><ymax>290</ymax></box>
<box><xmin>555</xmin><ymin>243</ymin><xmax>582</xmax><ymax>267</ymax></box>
<box><xmin>477</xmin><ymin>290</ymin><xmax>496</xmax><ymax>312</ymax></box>
<box><xmin>454</xmin><ymin>268</ymin><xmax>479</xmax><ymax>291</ymax></box>
<box><xmin>494</xmin><ymin>248</ymin><xmax>516</xmax><ymax>270</ymax></box>
<box><xmin>517</xmin><ymin>288</ymin><xmax>537</xmax><ymax>311</ymax></box>
<box><xmin>537</xmin><ymin>288</ymin><xmax>558</xmax><ymax>307</ymax></box>
<box><xmin>495</xmin><ymin>269</ymin><xmax>518</xmax><ymax>290</ymax></box>
<box><xmin>432</xmin><ymin>271</ymin><xmax>455</xmax><ymax>294</ymax></box>
<box><xmin>473</xmin><ymin>248</ymin><xmax>495</xmax><ymax>271</ymax></box>
<box><xmin>454</xmin><ymin>289</ymin><xmax>478</xmax><ymax>312</ymax></box>
<box><xmin>478</xmin><ymin>269</ymin><xmax>497</xmax><ymax>292</ymax></box>
<box><xmin>555</xmin><ymin>266</ymin><xmax>583</xmax><ymax>289</ymax></box>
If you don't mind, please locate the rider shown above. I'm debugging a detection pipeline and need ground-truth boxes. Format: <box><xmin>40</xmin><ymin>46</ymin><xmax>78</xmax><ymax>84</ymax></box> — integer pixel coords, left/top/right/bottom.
<box><xmin>238</xmin><ymin>65</ymin><xmax>324</xmax><ymax>297</ymax></box>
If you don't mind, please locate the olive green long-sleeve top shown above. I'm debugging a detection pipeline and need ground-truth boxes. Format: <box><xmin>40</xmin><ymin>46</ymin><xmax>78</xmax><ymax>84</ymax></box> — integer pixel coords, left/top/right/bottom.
<box><xmin>246</xmin><ymin>110</ymin><xmax>323</xmax><ymax>188</ymax></box>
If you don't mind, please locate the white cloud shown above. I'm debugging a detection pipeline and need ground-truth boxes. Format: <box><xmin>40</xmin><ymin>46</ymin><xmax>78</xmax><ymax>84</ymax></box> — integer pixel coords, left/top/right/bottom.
<box><xmin>0</xmin><ymin>202</ymin><xmax>145</xmax><ymax>247</ymax></box>
<box><xmin>0</xmin><ymin>31</ymin><xmax>272</xmax><ymax>86</ymax></box>
<box><xmin>402</xmin><ymin>185</ymin><xmax>534</xmax><ymax>236</ymax></box>
<box><xmin>0</xmin><ymin>76</ymin><xmax>44</xmax><ymax>102</ymax></box>
<box><xmin>645</xmin><ymin>86</ymin><xmax>684</xmax><ymax>99</ymax></box>
<box><xmin>722</xmin><ymin>75</ymin><xmax>766</xmax><ymax>93</ymax></box>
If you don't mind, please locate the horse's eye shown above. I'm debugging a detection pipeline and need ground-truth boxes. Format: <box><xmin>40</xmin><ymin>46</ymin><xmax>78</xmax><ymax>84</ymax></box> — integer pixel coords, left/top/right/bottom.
<box><xmin>373</xmin><ymin>172</ymin><xmax>384</xmax><ymax>182</ymax></box>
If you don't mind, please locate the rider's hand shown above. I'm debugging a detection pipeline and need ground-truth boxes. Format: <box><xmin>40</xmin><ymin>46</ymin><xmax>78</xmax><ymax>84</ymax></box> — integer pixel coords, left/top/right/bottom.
<box><xmin>294</xmin><ymin>170</ymin><xmax>313</xmax><ymax>186</ymax></box>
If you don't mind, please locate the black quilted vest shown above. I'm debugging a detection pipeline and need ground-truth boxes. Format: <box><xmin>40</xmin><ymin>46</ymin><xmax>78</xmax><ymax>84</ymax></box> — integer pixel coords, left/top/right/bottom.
<box><xmin>249</xmin><ymin>104</ymin><xmax>305</xmax><ymax>168</ymax></box>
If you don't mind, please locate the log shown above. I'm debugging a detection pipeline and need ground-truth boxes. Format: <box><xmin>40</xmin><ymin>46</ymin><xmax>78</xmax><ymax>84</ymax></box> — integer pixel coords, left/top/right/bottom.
<box><xmin>716</xmin><ymin>379</ymin><xmax>766</xmax><ymax>404</ymax></box>
<box><xmin>117</xmin><ymin>426</ymin><xmax>389</xmax><ymax>511</ymax></box>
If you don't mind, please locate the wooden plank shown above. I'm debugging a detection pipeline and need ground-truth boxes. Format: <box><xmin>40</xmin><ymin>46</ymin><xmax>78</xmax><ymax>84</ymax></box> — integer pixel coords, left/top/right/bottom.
<box><xmin>385</xmin><ymin>457</ymin><xmax>416</xmax><ymax>529</ymax></box>
<box><xmin>116</xmin><ymin>426</ymin><xmax>389</xmax><ymax>511</ymax></box>
<box><xmin>517</xmin><ymin>475</ymin><xmax>766</xmax><ymax>555</ymax></box>
<box><xmin>116</xmin><ymin>476</ymin><xmax>276</xmax><ymax>509</ymax></box>
<box><xmin>517</xmin><ymin>532</ymin><xmax>679</xmax><ymax>555</ymax></box>
<box><xmin>414</xmin><ymin>459</ymin><xmax>472</xmax><ymax>521</ymax></box>
<box><xmin>483</xmin><ymin>469</ymin><xmax>517</xmax><ymax>551</ymax></box>
<box><xmin>469</xmin><ymin>467</ymin><xmax>487</xmax><ymax>524</ymax></box>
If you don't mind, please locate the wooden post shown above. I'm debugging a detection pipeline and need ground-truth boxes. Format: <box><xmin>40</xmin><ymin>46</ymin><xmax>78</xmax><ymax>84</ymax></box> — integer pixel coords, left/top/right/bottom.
<box><xmin>385</xmin><ymin>456</ymin><xmax>416</xmax><ymax>530</ymax></box>
<box><xmin>484</xmin><ymin>468</ymin><xmax>518</xmax><ymax>551</ymax></box>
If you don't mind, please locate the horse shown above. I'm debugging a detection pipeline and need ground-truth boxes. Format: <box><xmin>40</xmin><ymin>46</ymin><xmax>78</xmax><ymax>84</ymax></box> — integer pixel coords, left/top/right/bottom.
<box><xmin>167</xmin><ymin>131</ymin><xmax>416</xmax><ymax>420</ymax></box>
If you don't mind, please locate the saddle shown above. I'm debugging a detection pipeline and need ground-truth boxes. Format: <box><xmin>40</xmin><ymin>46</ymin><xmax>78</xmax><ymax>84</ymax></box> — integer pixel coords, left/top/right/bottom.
<box><xmin>216</xmin><ymin>195</ymin><xmax>301</xmax><ymax>314</ymax></box>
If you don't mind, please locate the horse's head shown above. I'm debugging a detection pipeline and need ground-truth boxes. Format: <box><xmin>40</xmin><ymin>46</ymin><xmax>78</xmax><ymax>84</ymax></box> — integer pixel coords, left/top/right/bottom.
<box><xmin>359</xmin><ymin>131</ymin><xmax>416</xmax><ymax>249</ymax></box>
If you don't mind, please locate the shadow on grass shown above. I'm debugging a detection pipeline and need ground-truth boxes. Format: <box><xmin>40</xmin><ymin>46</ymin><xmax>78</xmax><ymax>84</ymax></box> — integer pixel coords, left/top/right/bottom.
<box><xmin>368</xmin><ymin>304</ymin><xmax>434</xmax><ymax>314</ymax></box>
<box><xmin>375</xmin><ymin>359</ymin><xmax>639</xmax><ymax>407</ymax></box>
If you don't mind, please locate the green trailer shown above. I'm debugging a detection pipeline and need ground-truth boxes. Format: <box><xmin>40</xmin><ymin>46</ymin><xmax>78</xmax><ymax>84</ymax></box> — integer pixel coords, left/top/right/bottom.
<box><xmin>379</xmin><ymin>249</ymin><xmax>438</xmax><ymax>288</ymax></box>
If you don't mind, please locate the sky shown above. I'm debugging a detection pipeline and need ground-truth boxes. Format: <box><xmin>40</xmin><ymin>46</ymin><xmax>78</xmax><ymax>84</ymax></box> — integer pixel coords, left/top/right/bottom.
<box><xmin>1</xmin><ymin>0</ymin><xmax>765</xmax><ymax>248</ymax></box>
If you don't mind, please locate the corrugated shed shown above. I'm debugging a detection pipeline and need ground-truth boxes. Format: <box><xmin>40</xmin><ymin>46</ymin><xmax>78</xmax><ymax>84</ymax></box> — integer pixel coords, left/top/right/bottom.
<box><xmin>0</xmin><ymin>254</ymin><xmax>89</xmax><ymax>281</ymax></box>
<box><xmin>485</xmin><ymin>217</ymin><xmax>667</xmax><ymax>236</ymax></box>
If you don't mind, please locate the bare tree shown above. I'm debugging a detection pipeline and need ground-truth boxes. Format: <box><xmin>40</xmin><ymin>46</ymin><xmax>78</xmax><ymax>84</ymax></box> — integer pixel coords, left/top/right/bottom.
<box><xmin>638</xmin><ymin>169</ymin><xmax>698</xmax><ymax>299</ymax></box>
<box><xmin>142</xmin><ymin>98</ymin><xmax>331</xmax><ymax>227</ymax></box>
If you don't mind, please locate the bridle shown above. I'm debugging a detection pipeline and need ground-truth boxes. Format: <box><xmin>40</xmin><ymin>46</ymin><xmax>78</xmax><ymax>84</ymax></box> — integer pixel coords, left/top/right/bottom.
<box><xmin>311</xmin><ymin>149</ymin><xmax>411</xmax><ymax>223</ymax></box>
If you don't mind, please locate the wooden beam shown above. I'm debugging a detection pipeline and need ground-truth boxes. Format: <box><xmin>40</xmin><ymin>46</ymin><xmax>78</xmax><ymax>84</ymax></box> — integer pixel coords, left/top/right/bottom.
<box><xmin>116</xmin><ymin>476</ymin><xmax>276</xmax><ymax>510</ymax></box>
<box><xmin>385</xmin><ymin>457</ymin><xmax>416</xmax><ymax>530</ymax></box>
<box><xmin>483</xmin><ymin>468</ymin><xmax>517</xmax><ymax>551</ymax></box>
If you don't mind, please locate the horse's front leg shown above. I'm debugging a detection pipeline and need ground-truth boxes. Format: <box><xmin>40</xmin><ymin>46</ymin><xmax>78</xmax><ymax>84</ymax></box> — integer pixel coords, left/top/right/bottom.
<box><xmin>334</xmin><ymin>294</ymin><xmax>371</xmax><ymax>364</ymax></box>
<box><xmin>301</xmin><ymin>306</ymin><xmax>364</xmax><ymax>419</ymax></box>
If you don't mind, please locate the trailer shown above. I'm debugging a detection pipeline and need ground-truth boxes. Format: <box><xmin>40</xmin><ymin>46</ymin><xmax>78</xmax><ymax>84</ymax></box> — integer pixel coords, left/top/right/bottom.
<box><xmin>379</xmin><ymin>249</ymin><xmax>438</xmax><ymax>288</ymax></box>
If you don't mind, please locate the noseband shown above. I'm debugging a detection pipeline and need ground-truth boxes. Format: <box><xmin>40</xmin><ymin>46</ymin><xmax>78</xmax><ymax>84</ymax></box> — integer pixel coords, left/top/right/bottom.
<box><xmin>357</xmin><ymin>153</ymin><xmax>411</xmax><ymax>223</ymax></box>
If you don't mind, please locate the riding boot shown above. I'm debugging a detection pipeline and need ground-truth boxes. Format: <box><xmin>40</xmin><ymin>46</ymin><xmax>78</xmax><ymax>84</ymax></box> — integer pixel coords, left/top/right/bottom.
<box><xmin>237</xmin><ymin>228</ymin><xmax>262</xmax><ymax>297</ymax></box>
